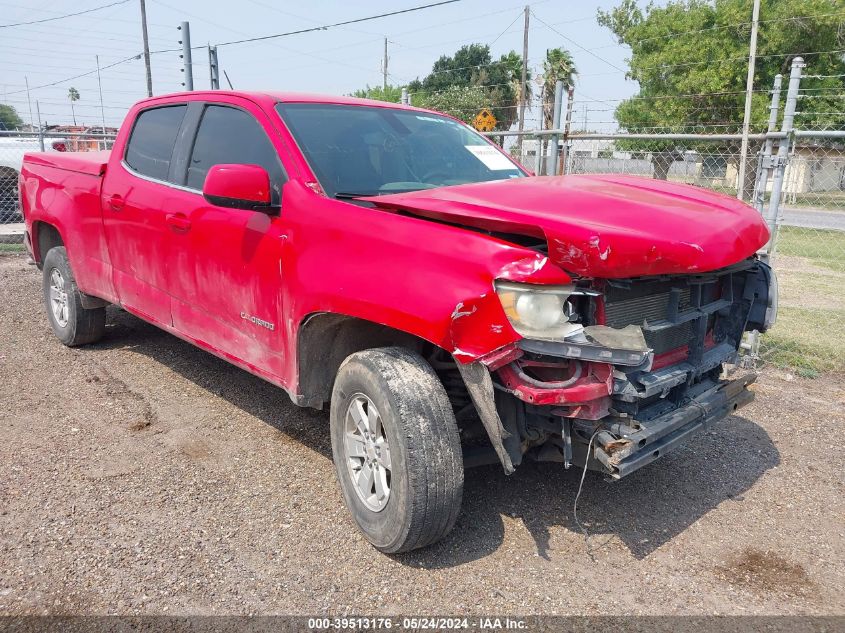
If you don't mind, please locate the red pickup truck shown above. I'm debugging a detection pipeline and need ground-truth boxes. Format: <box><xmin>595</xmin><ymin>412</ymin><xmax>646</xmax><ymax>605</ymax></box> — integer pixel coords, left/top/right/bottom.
<box><xmin>20</xmin><ymin>91</ymin><xmax>777</xmax><ymax>553</ymax></box>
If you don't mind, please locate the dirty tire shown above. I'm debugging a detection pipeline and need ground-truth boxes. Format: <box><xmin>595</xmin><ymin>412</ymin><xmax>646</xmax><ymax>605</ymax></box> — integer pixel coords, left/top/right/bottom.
<box><xmin>330</xmin><ymin>347</ymin><xmax>464</xmax><ymax>553</ymax></box>
<box><xmin>42</xmin><ymin>246</ymin><xmax>106</xmax><ymax>347</ymax></box>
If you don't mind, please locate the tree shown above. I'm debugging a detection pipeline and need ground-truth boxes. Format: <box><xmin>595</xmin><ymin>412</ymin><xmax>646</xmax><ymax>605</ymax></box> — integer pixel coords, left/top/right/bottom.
<box><xmin>598</xmin><ymin>0</ymin><xmax>845</xmax><ymax>179</ymax></box>
<box><xmin>67</xmin><ymin>87</ymin><xmax>80</xmax><ymax>126</ymax></box>
<box><xmin>414</xmin><ymin>85</ymin><xmax>491</xmax><ymax>125</ymax></box>
<box><xmin>542</xmin><ymin>48</ymin><xmax>577</xmax><ymax>130</ymax></box>
<box><xmin>408</xmin><ymin>44</ymin><xmax>529</xmax><ymax>130</ymax></box>
<box><xmin>351</xmin><ymin>85</ymin><xmax>403</xmax><ymax>103</ymax></box>
<box><xmin>0</xmin><ymin>104</ymin><xmax>24</xmax><ymax>131</ymax></box>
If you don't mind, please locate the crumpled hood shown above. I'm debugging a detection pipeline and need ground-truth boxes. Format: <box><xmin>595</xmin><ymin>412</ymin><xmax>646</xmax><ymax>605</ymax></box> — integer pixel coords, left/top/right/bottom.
<box><xmin>362</xmin><ymin>174</ymin><xmax>769</xmax><ymax>277</ymax></box>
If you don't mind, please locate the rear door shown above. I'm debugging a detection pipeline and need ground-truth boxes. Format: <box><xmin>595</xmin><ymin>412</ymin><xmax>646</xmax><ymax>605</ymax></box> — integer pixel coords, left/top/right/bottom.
<box><xmin>101</xmin><ymin>104</ymin><xmax>189</xmax><ymax>325</ymax></box>
<box><xmin>166</xmin><ymin>98</ymin><xmax>291</xmax><ymax>378</ymax></box>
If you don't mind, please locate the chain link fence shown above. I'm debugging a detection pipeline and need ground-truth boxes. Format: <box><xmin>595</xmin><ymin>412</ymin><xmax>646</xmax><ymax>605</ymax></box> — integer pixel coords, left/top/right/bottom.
<box><xmin>495</xmin><ymin>59</ymin><xmax>844</xmax><ymax>376</ymax></box>
<box><xmin>0</xmin><ymin>131</ymin><xmax>116</xmax><ymax>225</ymax></box>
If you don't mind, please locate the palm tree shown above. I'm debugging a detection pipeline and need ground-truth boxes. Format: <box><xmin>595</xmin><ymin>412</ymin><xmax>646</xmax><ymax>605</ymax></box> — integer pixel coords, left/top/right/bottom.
<box><xmin>499</xmin><ymin>50</ymin><xmax>532</xmax><ymax>112</ymax></box>
<box><xmin>67</xmin><ymin>87</ymin><xmax>80</xmax><ymax>126</ymax></box>
<box><xmin>542</xmin><ymin>48</ymin><xmax>577</xmax><ymax>131</ymax></box>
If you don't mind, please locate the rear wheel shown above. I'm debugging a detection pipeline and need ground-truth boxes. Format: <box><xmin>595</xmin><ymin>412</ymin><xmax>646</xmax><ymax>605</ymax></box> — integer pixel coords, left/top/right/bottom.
<box><xmin>330</xmin><ymin>347</ymin><xmax>463</xmax><ymax>553</ymax></box>
<box><xmin>42</xmin><ymin>246</ymin><xmax>106</xmax><ymax>346</ymax></box>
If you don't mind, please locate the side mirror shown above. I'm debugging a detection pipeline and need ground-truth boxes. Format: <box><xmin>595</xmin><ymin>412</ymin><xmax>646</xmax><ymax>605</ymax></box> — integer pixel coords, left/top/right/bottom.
<box><xmin>202</xmin><ymin>164</ymin><xmax>274</xmax><ymax>212</ymax></box>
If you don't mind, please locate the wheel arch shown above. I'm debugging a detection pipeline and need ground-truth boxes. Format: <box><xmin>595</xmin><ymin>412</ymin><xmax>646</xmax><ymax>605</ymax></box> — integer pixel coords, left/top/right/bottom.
<box><xmin>32</xmin><ymin>220</ymin><xmax>65</xmax><ymax>267</ymax></box>
<box><xmin>296</xmin><ymin>312</ymin><xmax>446</xmax><ymax>409</ymax></box>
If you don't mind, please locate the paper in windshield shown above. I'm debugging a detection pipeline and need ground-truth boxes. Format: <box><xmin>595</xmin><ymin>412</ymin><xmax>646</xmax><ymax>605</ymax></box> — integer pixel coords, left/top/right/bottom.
<box><xmin>464</xmin><ymin>145</ymin><xmax>516</xmax><ymax>171</ymax></box>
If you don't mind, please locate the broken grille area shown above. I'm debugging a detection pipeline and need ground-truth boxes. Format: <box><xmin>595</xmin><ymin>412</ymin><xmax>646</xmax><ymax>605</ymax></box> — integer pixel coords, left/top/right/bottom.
<box><xmin>604</xmin><ymin>281</ymin><xmax>712</xmax><ymax>356</ymax></box>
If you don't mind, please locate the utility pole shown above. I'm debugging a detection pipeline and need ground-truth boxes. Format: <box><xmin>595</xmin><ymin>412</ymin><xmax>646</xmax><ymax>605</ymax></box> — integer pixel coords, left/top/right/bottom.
<box><xmin>516</xmin><ymin>5</ymin><xmax>530</xmax><ymax>156</ymax></box>
<box><xmin>179</xmin><ymin>22</ymin><xmax>193</xmax><ymax>90</ymax></box>
<box><xmin>382</xmin><ymin>37</ymin><xmax>389</xmax><ymax>91</ymax></box>
<box><xmin>95</xmin><ymin>55</ymin><xmax>107</xmax><ymax>134</ymax></box>
<box><xmin>24</xmin><ymin>76</ymin><xmax>34</xmax><ymax>130</ymax></box>
<box><xmin>208</xmin><ymin>45</ymin><xmax>220</xmax><ymax>90</ymax></box>
<box><xmin>737</xmin><ymin>0</ymin><xmax>760</xmax><ymax>200</ymax></box>
<box><xmin>139</xmin><ymin>0</ymin><xmax>153</xmax><ymax>96</ymax></box>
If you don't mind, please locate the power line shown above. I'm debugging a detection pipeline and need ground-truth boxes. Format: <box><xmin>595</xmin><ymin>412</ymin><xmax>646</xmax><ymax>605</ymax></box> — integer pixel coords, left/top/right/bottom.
<box><xmin>580</xmin><ymin>48</ymin><xmax>845</xmax><ymax>77</ymax></box>
<box><xmin>490</xmin><ymin>10</ymin><xmax>524</xmax><ymax>46</ymax></box>
<box><xmin>530</xmin><ymin>10</ymin><xmax>627</xmax><ymax>74</ymax></box>
<box><xmin>0</xmin><ymin>0</ymin><xmax>130</xmax><ymax>28</ymax></box>
<box><xmin>214</xmin><ymin>0</ymin><xmax>463</xmax><ymax>48</ymax></box>
<box><xmin>5</xmin><ymin>54</ymin><xmax>142</xmax><ymax>96</ymax></box>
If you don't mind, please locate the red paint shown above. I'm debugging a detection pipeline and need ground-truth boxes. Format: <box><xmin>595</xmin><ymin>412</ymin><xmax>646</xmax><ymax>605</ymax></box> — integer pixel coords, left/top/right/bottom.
<box><xmin>497</xmin><ymin>360</ymin><xmax>612</xmax><ymax>417</ymax></box>
<box><xmin>364</xmin><ymin>175</ymin><xmax>770</xmax><ymax>277</ymax></box>
<box><xmin>20</xmin><ymin>91</ymin><xmax>766</xmax><ymax>404</ymax></box>
<box><xmin>202</xmin><ymin>164</ymin><xmax>271</xmax><ymax>207</ymax></box>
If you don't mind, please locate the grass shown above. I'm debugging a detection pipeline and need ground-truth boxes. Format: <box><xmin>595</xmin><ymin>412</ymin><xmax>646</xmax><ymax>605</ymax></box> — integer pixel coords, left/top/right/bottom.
<box><xmin>763</xmin><ymin>226</ymin><xmax>845</xmax><ymax>373</ymax></box>
<box><xmin>0</xmin><ymin>243</ymin><xmax>24</xmax><ymax>253</ymax></box>
<box><xmin>786</xmin><ymin>191</ymin><xmax>845</xmax><ymax>211</ymax></box>
<box><xmin>774</xmin><ymin>226</ymin><xmax>845</xmax><ymax>273</ymax></box>
<box><xmin>762</xmin><ymin>307</ymin><xmax>845</xmax><ymax>374</ymax></box>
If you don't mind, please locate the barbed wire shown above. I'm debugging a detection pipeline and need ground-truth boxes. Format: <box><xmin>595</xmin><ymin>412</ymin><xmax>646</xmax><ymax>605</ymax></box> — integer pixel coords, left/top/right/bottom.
<box><xmin>582</xmin><ymin>48</ymin><xmax>845</xmax><ymax>76</ymax></box>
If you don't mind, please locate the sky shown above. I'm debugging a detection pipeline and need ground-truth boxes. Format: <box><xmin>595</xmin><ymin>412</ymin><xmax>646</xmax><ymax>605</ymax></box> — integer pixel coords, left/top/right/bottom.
<box><xmin>0</xmin><ymin>0</ymin><xmax>648</xmax><ymax>131</ymax></box>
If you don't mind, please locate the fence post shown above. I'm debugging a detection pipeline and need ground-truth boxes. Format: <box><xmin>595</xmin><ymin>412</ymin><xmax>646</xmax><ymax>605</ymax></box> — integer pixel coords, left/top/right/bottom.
<box><xmin>560</xmin><ymin>85</ymin><xmax>575</xmax><ymax>175</ymax></box>
<box><xmin>401</xmin><ymin>87</ymin><xmax>409</xmax><ymax>106</ymax></box>
<box><xmin>752</xmin><ymin>74</ymin><xmax>783</xmax><ymax>216</ymax></box>
<box><xmin>764</xmin><ymin>56</ymin><xmax>804</xmax><ymax>259</ymax></box>
<box><xmin>746</xmin><ymin>59</ymin><xmax>801</xmax><ymax>363</ymax></box>
<box><xmin>548</xmin><ymin>80</ymin><xmax>564</xmax><ymax>176</ymax></box>
<box><xmin>747</xmin><ymin>73</ymin><xmax>782</xmax><ymax>361</ymax></box>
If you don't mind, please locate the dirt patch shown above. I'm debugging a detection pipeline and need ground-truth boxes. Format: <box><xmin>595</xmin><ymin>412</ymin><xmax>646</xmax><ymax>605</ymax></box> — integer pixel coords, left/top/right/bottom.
<box><xmin>715</xmin><ymin>547</ymin><xmax>815</xmax><ymax>597</ymax></box>
<box><xmin>179</xmin><ymin>439</ymin><xmax>212</xmax><ymax>460</ymax></box>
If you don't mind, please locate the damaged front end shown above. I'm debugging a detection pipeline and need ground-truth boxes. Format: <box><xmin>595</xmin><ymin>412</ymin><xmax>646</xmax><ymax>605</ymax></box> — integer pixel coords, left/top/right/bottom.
<box><xmin>452</xmin><ymin>258</ymin><xmax>776</xmax><ymax>479</ymax></box>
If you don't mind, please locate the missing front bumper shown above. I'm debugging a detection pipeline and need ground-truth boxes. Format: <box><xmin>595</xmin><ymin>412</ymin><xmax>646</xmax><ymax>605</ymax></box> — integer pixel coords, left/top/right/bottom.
<box><xmin>590</xmin><ymin>373</ymin><xmax>756</xmax><ymax>479</ymax></box>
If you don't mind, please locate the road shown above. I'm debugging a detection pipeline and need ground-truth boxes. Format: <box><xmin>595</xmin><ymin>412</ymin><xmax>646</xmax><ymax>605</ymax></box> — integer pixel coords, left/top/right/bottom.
<box><xmin>1</xmin><ymin>250</ymin><xmax>843</xmax><ymax>616</ymax></box>
<box><xmin>781</xmin><ymin>207</ymin><xmax>845</xmax><ymax>231</ymax></box>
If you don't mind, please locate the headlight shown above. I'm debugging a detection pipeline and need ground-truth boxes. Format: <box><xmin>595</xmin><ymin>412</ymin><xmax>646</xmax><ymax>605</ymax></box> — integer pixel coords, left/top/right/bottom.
<box><xmin>764</xmin><ymin>268</ymin><xmax>778</xmax><ymax>330</ymax></box>
<box><xmin>495</xmin><ymin>281</ymin><xmax>595</xmax><ymax>340</ymax></box>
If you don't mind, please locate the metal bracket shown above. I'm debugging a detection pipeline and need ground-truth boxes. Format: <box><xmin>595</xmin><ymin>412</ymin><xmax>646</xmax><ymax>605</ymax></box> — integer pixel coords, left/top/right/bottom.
<box><xmin>761</xmin><ymin>155</ymin><xmax>786</xmax><ymax>170</ymax></box>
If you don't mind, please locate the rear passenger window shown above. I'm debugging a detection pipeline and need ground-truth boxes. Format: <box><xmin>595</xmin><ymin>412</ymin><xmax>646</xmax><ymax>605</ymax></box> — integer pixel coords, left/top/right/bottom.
<box><xmin>124</xmin><ymin>105</ymin><xmax>187</xmax><ymax>181</ymax></box>
<box><xmin>187</xmin><ymin>105</ymin><xmax>285</xmax><ymax>203</ymax></box>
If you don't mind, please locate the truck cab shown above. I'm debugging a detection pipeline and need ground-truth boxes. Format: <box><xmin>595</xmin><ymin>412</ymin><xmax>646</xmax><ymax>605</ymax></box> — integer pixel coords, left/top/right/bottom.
<box><xmin>20</xmin><ymin>91</ymin><xmax>776</xmax><ymax>553</ymax></box>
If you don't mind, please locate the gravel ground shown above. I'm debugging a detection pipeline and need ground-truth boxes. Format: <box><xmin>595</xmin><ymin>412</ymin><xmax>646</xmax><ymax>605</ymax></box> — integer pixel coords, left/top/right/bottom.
<box><xmin>0</xmin><ymin>250</ymin><xmax>843</xmax><ymax>616</ymax></box>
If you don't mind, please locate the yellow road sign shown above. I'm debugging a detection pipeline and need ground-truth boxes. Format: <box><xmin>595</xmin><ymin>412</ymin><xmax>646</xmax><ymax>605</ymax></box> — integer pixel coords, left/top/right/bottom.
<box><xmin>472</xmin><ymin>108</ymin><xmax>497</xmax><ymax>132</ymax></box>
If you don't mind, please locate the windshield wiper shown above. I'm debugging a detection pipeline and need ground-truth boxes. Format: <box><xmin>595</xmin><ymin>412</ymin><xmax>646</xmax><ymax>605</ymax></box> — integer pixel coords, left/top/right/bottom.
<box><xmin>333</xmin><ymin>191</ymin><xmax>382</xmax><ymax>199</ymax></box>
<box><xmin>334</xmin><ymin>187</ymin><xmax>433</xmax><ymax>199</ymax></box>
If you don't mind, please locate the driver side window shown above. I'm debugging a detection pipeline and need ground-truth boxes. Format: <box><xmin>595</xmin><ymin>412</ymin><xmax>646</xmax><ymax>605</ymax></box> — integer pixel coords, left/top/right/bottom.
<box><xmin>187</xmin><ymin>104</ymin><xmax>286</xmax><ymax>204</ymax></box>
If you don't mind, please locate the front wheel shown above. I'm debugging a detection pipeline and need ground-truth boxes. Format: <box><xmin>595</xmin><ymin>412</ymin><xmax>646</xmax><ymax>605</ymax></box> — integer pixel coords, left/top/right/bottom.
<box><xmin>330</xmin><ymin>347</ymin><xmax>464</xmax><ymax>553</ymax></box>
<box><xmin>42</xmin><ymin>246</ymin><xmax>106</xmax><ymax>347</ymax></box>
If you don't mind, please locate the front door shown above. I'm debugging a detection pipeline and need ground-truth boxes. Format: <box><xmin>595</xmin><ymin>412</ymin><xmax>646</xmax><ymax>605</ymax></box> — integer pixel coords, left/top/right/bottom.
<box><xmin>166</xmin><ymin>100</ymin><xmax>290</xmax><ymax>379</ymax></box>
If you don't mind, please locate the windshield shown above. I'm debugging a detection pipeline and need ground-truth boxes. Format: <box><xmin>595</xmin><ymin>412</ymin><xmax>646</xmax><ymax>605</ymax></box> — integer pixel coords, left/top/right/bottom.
<box><xmin>275</xmin><ymin>103</ymin><xmax>525</xmax><ymax>197</ymax></box>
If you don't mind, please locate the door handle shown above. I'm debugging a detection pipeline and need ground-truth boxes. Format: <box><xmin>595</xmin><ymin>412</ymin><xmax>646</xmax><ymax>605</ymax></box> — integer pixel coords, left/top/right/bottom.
<box><xmin>165</xmin><ymin>213</ymin><xmax>192</xmax><ymax>233</ymax></box>
<box><xmin>107</xmin><ymin>194</ymin><xmax>124</xmax><ymax>211</ymax></box>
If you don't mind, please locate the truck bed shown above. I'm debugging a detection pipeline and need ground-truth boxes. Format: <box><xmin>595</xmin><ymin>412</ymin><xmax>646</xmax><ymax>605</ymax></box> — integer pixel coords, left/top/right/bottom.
<box><xmin>22</xmin><ymin>150</ymin><xmax>110</xmax><ymax>177</ymax></box>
